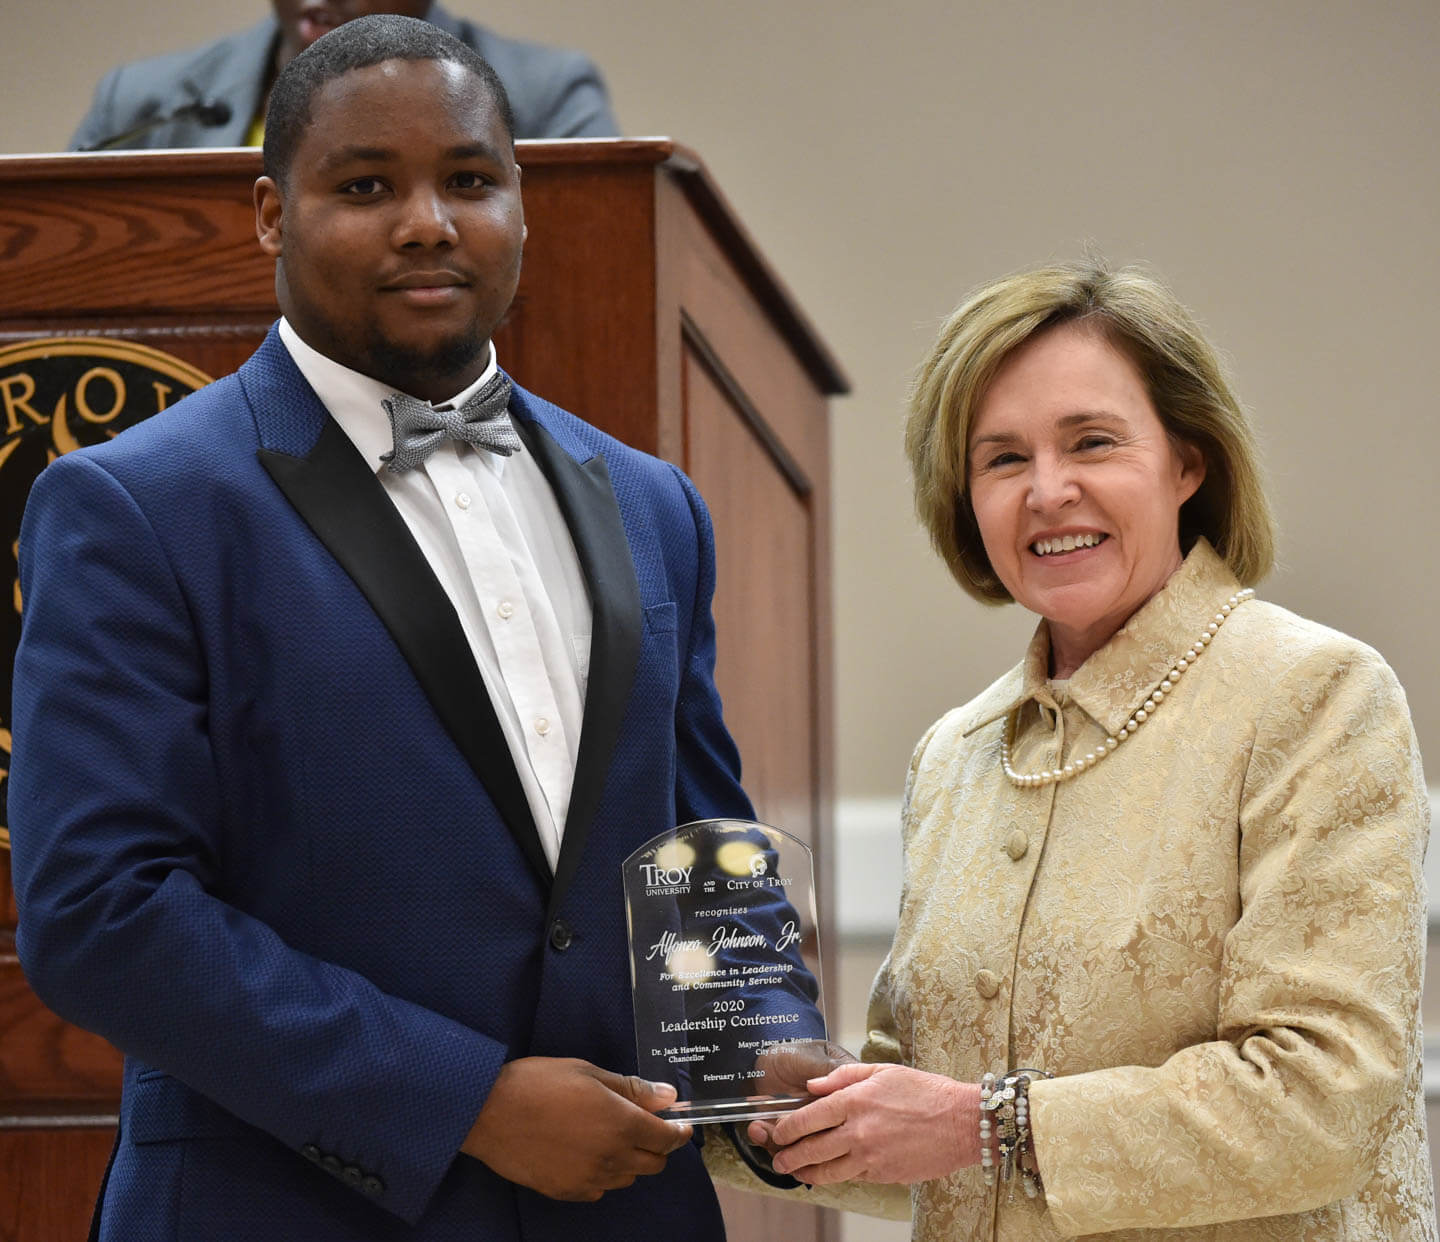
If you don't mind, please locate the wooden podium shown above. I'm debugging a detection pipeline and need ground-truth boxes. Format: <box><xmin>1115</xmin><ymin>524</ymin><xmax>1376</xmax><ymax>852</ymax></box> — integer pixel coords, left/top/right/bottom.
<box><xmin>0</xmin><ymin>143</ymin><xmax>846</xmax><ymax>1241</ymax></box>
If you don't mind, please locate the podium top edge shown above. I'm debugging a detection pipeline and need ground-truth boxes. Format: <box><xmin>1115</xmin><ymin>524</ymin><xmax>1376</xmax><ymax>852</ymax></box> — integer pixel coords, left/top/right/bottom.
<box><xmin>0</xmin><ymin>139</ymin><xmax>849</xmax><ymax>395</ymax></box>
<box><xmin>0</xmin><ymin>139</ymin><xmax>688</xmax><ymax>181</ymax></box>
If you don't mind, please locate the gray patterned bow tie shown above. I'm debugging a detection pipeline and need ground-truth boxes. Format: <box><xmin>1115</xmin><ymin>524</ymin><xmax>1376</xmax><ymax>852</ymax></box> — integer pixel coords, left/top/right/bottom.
<box><xmin>379</xmin><ymin>371</ymin><xmax>522</xmax><ymax>473</ymax></box>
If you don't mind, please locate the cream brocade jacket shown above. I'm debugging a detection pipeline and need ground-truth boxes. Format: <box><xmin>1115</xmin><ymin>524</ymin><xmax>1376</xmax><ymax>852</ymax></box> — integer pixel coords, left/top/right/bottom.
<box><xmin>706</xmin><ymin>540</ymin><xmax>1434</xmax><ymax>1239</ymax></box>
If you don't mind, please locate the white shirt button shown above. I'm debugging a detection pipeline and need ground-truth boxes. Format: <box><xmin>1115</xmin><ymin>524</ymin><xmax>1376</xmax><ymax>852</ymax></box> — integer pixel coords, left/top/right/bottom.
<box><xmin>534</xmin><ymin>717</ymin><xmax>551</xmax><ymax>736</ymax></box>
<box><xmin>496</xmin><ymin>600</ymin><xmax>515</xmax><ymax>620</ymax></box>
<box><xmin>454</xmin><ymin>492</ymin><xmax>472</xmax><ymax>510</ymax></box>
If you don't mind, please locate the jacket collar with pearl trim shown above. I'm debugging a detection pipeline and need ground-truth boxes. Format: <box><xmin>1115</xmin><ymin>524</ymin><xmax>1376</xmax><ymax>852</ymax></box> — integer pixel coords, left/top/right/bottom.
<box><xmin>957</xmin><ymin>538</ymin><xmax>1246</xmax><ymax>739</ymax></box>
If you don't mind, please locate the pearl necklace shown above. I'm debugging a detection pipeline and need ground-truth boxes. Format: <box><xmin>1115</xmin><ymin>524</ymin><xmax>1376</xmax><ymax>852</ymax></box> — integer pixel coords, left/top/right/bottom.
<box><xmin>1001</xmin><ymin>589</ymin><xmax>1254</xmax><ymax>788</ymax></box>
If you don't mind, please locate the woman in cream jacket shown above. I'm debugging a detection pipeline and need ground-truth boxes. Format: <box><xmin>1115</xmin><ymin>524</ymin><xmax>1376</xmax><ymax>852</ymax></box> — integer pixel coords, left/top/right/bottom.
<box><xmin>713</xmin><ymin>262</ymin><xmax>1433</xmax><ymax>1240</ymax></box>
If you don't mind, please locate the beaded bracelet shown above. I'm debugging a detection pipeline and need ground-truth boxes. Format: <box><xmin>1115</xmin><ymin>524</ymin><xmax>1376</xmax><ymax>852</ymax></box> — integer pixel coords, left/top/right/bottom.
<box><xmin>979</xmin><ymin>1068</ymin><xmax>1051</xmax><ymax>1201</ymax></box>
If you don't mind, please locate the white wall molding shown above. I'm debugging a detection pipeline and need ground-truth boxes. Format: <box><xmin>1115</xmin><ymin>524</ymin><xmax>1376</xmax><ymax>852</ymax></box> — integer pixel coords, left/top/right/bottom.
<box><xmin>835</xmin><ymin>797</ymin><xmax>904</xmax><ymax>938</ymax></box>
<box><xmin>1422</xmin><ymin>786</ymin><xmax>1440</xmax><ymax>924</ymax></box>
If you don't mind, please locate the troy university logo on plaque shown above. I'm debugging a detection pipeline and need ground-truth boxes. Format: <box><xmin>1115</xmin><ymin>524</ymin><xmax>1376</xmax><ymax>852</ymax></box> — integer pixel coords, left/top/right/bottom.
<box><xmin>0</xmin><ymin>338</ymin><xmax>213</xmax><ymax>849</ymax></box>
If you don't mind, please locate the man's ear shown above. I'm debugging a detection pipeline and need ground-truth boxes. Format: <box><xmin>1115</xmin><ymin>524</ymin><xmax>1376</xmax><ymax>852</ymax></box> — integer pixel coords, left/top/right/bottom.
<box><xmin>254</xmin><ymin>176</ymin><xmax>284</xmax><ymax>257</ymax></box>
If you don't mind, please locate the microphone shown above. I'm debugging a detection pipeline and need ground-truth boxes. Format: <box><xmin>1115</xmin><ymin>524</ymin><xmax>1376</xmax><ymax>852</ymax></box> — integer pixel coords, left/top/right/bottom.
<box><xmin>80</xmin><ymin>98</ymin><xmax>234</xmax><ymax>152</ymax></box>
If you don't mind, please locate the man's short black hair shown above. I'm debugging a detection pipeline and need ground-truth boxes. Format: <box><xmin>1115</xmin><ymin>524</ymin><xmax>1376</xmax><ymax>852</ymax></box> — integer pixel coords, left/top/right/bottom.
<box><xmin>263</xmin><ymin>14</ymin><xmax>516</xmax><ymax>186</ymax></box>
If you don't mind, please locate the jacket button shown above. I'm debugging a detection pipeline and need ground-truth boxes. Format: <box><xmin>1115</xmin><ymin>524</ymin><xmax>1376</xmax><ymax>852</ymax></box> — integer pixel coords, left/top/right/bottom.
<box><xmin>1005</xmin><ymin>829</ymin><xmax>1029</xmax><ymax>860</ymax></box>
<box><xmin>549</xmin><ymin>919</ymin><xmax>574</xmax><ymax>951</ymax></box>
<box><xmin>361</xmin><ymin>1175</ymin><xmax>386</xmax><ymax>1197</ymax></box>
<box><xmin>975</xmin><ymin>969</ymin><xmax>1001</xmax><ymax>999</ymax></box>
<box><xmin>321</xmin><ymin>1154</ymin><xmax>343</xmax><ymax>1175</ymax></box>
<box><xmin>300</xmin><ymin>1144</ymin><xmax>321</xmax><ymax>1163</ymax></box>
<box><xmin>342</xmin><ymin>1164</ymin><xmax>363</xmax><ymax>1186</ymax></box>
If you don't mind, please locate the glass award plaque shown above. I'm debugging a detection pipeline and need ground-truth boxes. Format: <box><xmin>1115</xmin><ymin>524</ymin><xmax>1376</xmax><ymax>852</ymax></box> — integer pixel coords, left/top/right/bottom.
<box><xmin>623</xmin><ymin>818</ymin><xmax>841</xmax><ymax>1124</ymax></box>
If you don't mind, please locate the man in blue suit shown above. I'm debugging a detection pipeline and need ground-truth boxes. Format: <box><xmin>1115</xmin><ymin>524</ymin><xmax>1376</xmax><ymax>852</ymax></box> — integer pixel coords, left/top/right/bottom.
<box><xmin>11</xmin><ymin>15</ymin><xmax>746</xmax><ymax>1240</ymax></box>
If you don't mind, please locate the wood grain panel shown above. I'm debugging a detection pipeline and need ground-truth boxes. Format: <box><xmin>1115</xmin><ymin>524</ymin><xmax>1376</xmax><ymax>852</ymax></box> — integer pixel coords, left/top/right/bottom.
<box><xmin>666</xmin><ymin>184</ymin><xmax>839</xmax><ymax>964</ymax></box>
<box><xmin>0</xmin><ymin>1126</ymin><xmax>111</xmax><ymax>1242</ymax></box>
<box><xmin>0</xmin><ymin>177</ymin><xmax>270</xmax><ymax>317</ymax></box>
<box><xmin>677</xmin><ymin>196</ymin><xmax>833</xmax><ymax>482</ymax></box>
<box><xmin>684</xmin><ymin>351</ymin><xmax>815</xmax><ymax>839</ymax></box>
<box><xmin>683</xmin><ymin>347</ymin><xmax>837</xmax><ymax>1242</ymax></box>
<box><xmin>500</xmin><ymin>162</ymin><xmax>662</xmax><ymax>454</ymax></box>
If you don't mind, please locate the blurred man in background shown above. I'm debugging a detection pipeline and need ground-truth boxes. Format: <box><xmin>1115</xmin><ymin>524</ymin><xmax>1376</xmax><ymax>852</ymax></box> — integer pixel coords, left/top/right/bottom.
<box><xmin>69</xmin><ymin>0</ymin><xmax>617</xmax><ymax>150</ymax></box>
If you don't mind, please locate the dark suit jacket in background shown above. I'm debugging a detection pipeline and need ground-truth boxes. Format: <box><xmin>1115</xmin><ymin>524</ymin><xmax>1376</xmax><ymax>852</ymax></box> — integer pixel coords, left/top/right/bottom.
<box><xmin>68</xmin><ymin>2</ymin><xmax>618</xmax><ymax>150</ymax></box>
<box><xmin>9</xmin><ymin>326</ymin><xmax>745</xmax><ymax>1240</ymax></box>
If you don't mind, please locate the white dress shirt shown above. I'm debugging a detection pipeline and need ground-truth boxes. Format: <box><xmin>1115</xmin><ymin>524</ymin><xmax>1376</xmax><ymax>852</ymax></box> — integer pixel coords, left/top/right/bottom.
<box><xmin>278</xmin><ymin>319</ymin><xmax>591</xmax><ymax>870</ymax></box>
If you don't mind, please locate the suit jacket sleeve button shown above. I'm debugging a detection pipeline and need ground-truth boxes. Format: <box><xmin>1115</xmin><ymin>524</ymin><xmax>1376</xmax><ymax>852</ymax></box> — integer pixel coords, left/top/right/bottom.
<box><xmin>300</xmin><ymin>1144</ymin><xmax>322</xmax><ymax>1163</ymax></box>
<box><xmin>342</xmin><ymin>1164</ymin><xmax>363</xmax><ymax>1186</ymax></box>
<box><xmin>361</xmin><ymin>1175</ymin><xmax>386</xmax><ymax>1197</ymax></box>
<box><xmin>321</xmin><ymin>1154</ymin><xmax>343</xmax><ymax>1175</ymax></box>
<box><xmin>549</xmin><ymin>919</ymin><xmax>574</xmax><ymax>951</ymax></box>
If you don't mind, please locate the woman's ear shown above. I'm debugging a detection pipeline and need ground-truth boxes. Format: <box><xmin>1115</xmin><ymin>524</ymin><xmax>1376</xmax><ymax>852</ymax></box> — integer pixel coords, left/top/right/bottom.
<box><xmin>1174</xmin><ymin>438</ymin><xmax>1206</xmax><ymax>505</ymax></box>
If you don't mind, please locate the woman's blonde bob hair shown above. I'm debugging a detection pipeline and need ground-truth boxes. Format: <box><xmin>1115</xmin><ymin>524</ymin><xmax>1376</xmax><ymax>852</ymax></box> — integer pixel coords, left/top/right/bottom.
<box><xmin>905</xmin><ymin>261</ymin><xmax>1276</xmax><ymax>603</ymax></box>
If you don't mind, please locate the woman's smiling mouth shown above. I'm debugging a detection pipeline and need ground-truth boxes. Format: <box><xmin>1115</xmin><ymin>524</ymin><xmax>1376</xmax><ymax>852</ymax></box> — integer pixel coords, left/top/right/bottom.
<box><xmin>1030</xmin><ymin>532</ymin><xmax>1108</xmax><ymax>557</ymax></box>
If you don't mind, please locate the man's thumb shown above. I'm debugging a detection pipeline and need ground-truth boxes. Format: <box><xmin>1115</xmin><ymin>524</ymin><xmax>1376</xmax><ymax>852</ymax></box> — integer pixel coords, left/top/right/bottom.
<box><xmin>594</xmin><ymin>1068</ymin><xmax>678</xmax><ymax>1111</ymax></box>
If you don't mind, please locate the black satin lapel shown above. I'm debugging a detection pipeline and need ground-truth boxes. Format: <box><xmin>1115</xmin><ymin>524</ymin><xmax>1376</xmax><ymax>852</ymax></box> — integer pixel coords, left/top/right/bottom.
<box><xmin>258</xmin><ymin>420</ymin><xmax>550</xmax><ymax>888</ymax></box>
<box><xmin>515</xmin><ymin>420</ymin><xmax>642</xmax><ymax>917</ymax></box>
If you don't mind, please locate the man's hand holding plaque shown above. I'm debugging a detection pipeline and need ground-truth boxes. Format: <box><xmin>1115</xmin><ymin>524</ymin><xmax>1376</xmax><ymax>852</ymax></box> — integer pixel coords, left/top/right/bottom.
<box><xmin>462</xmin><ymin>1057</ymin><xmax>692</xmax><ymax>1200</ymax></box>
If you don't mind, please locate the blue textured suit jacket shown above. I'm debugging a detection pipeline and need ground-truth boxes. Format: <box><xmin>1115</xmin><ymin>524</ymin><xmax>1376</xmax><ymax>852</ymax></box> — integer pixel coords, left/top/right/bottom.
<box><xmin>68</xmin><ymin>3</ymin><xmax>618</xmax><ymax>150</ymax></box>
<box><xmin>9</xmin><ymin>327</ymin><xmax>747</xmax><ymax>1240</ymax></box>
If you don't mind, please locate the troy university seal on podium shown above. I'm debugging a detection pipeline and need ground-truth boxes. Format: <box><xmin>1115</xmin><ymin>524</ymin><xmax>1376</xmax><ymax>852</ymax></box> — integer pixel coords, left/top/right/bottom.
<box><xmin>0</xmin><ymin>338</ymin><xmax>212</xmax><ymax>849</ymax></box>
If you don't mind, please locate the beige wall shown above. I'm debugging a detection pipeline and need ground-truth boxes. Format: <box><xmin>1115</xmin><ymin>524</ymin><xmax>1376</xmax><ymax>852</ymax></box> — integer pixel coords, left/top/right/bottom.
<box><xmin>4</xmin><ymin>0</ymin><xmax>1436</xmax><ymax>800</ymax></box>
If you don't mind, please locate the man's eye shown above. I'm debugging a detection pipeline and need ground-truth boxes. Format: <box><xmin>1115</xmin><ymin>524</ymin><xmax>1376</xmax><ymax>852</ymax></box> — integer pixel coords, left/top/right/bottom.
<box><xmin>341</xmin><ymin>178</ymin><xmax>384</xmax><ymax>195</ymax></box>
<box><xmin>452</xmin><ymin>171</ymin><xmax>490</xmax><ymax>190</ymax></box>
